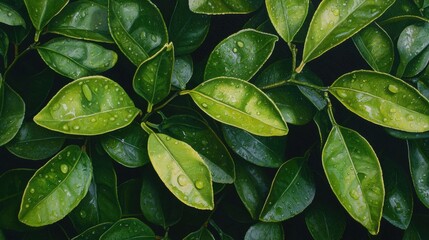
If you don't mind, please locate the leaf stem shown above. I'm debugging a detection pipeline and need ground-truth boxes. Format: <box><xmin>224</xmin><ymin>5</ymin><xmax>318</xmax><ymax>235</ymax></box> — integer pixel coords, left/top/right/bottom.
<box><xmin>4</xmin><ymin>43</ymin><xmax>37</xmax><ymax>80</ymax></box>
<box><xmin>296</xmin><ymin>61</ymin><xmax>306</xmax><ymax>73</ymax></box>
<box><xmin>288</xmin><ymin>42</ymin><xmax>297</xmax><ymax>71</ymax></box>
<box><xmin>153</xmin><ymin>91</ymin><xmax>179</xmax><ymax>112</ymax></box>
<box><xmin>259</xmin><ymin>78</ymin><xmax>328</xmax><ymax>92</ymax></box>
<box><xmin>325</xmin><ymin>92</ymin><xmax>337</xmax><ymax>126</ymax></box>
<box><xmin>141</xmin><ymin>122</ymin><xmax>155</xmax><ymax>135</ymax></box>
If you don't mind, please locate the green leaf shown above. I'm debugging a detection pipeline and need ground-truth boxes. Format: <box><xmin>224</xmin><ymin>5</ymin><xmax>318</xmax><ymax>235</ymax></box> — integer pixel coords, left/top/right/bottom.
<box><xmin>305</xmin><ymin>202</ymin><xmax>346</xmax><ymax>240</ymax></box>
<box><xmin>117</xmin><ymin>179</ymin><xmax>141</xmax><ymax>215</ymax></box>
<box><xmin>0</xmin><ymin>169</ymin><xmax>35</xmax><ymax>231</ymax></box>
<box><xmin>234</xmin><ymin>159</ymin><xmax>270</xmax><ymax>219</ymax></box>
<box><xmin>403</xmin><ymin>215</ymin><xmax>429</xmax><ymax>240</ymax></box>
<box><xmin>48</xmin><ymin>0</ymin><xmax>113</xmax><ymax>43</ymax></box>
<box><xmin>160</xmin><ymin>115</ymin><xmax>235</xmax><ymax>184</ymax></box>
<box><xmin>244</xmin><ymin>222</ymin><xmax>284</xmax><ymax>240</ymax></box>
<box><xmin>189</xmin><ymin>0</ymin><xmax>263</xmax><ymax>15</ymax></box>
<box><xmin>18</xmin><ymin>145</ymin><xmax>93</xmax><ymax>227</ymax></box>
<box><xmin>0</xmin><ymin>28</ymin><xmax>8</xmax><ymax>66</ymax></box>
<box><xmin>99</xmin><ymin>218</ymin><xmax>155</xmax><ymax>240</ymax></box>
<box><xmin>71</xmin><ymin>223</ymin><xmax>113</xmax><ymax>240</ymax></box>
<box><xmin>100</xmin><ymin>122</ymin><xmax>150</xmax><ymax>168</ymax></box>
<box><xmin>146</xmin><ymin>131</ymin><xmax>214</xmax><ymax>210</ymax></box>
<box><xmin>133</xmin><ymin>42</ymin><xmax>174</xmax><ymax>112</ymax></box>
<box><xmin>322</xmin><ymin>125</ymin><xmax>384</xmax><ymax>235</ymax></box>
<box><xmin>172</xmin><ymin>55</ymin><xmax>193</xmax><ymax>90</ymax></box>
<box><xmin>385</xmin><ymin>128</ymin><xmax>429</xmax><ymax>140</ymax></box>
<box><xmin>301</xmin><ymin>0</ymin><xmax>395</xmax><ymax>65</ymax></box>
<box><xmin>140</xmin><ymin>169</ymin><xmax>183</xmax><ymax>228</ymax></box>
<box><xmin>294</xmin><ymin>69</ymin><xmax>327</xmax><ymax>111</ymax></box>
<box><xmin>265</xmin><ymin>0</ymin><xmax>309</xmax><ymax>43</ymax></box>
<box><xmin>34</xmin><ymin>76</ymin><xmax>140</xmax><ymax>135</ymax></box>
<box><xmin>408</xmin><ymin>139</ymin><xmax>429</xmax><ymax>208</ymax></box>
<box><xmin>37</xmin><ymin>38</ymin><xmax>118</xmax><ymax>79</ymax></box>
<box><xmin>397</xmin><ymin>23</ymin><xmax>429</xmax><ymax>77</ymax></box>
<box><xmin>0</xmin><ymin>83</ymin><xmax>25</xmax><ymax>146</ymax></box>
<box><xmin>169</xmin><ymin>0</ymin><xmax>210</xmax><ymax>55</ymax></box>
<box><xmin>108</xmin><ymin>0</ymin><xmax>168</xmax><ymax>66</ymax></box>
<box><xmin>259</xmin><ymin>155</ymin><xmax>315</xmax><ymax>222</ymax></box>
<box><xmin>0</xmin><ymin>2</ymin><xmax>26</xmax><ymax>27</ymax></box>
<box><xmin>204</xmin><ymin>29</ymin><xmax>278</xmax><ymax>81</ymax></box>
<box><xmin>183</xmin><ymin>227</ymin><xmax>215</xmax><ymax>240</ymax></box>
<box><xmin>352</xmin><ymin>23</ymin><xmax>394</xmax><ymax>73</ymax></box>
<box><xmin>24</xmin><ymin>0</ymin><xmax>69</xmax><ymax>41</ymax></box>
<box><xmin>313</xmin><ymin>109</ymin><xmax>333</xmax><ymax>148</ymax></box>
<box><xmin>329</xmin><ymin>70</ymin><xmax>429</xmax><ymax>133</ymax></box>
<box><xmin>222</xmin><ymin>125</ymin><xmax>286</xmax><ymax>168</ymax></box>
<box><xmin>6</xmin><ymin>121</ymin><xmax>66</xmax><ymax>160</ymax></box>
<box><xmin>69</xmin><ymin>144</ymin><xmax>121</xmax><ymax>233</ymax></box>
<box><xmin>185</xmin><ymin>77</ymin><xmax>288</xmax><ymax>137</ymax></box>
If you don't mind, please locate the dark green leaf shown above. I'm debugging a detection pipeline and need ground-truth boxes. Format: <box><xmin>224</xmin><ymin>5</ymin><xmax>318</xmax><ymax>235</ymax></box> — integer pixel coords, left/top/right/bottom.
<box><xmin>0</xmin><ymin>2</ymin><xmax>26</xmax><ymax>27</ymax></box>
<box><xmin>403</xmin><ymin>215</ymin><xmax>429</xmax><ymax>240</ymax></box>
<box><xmin>305</xmin><ymin>201</ymin><xmax>346</xmax><ymax>240</ymax></box>
<box><xmin>183</xmin><ymin>227</ymin><xmax>215</xmax><ymax>240</ymax></box>
<box><xmin>0</xmin><ymin>28</ymin><xmax>8</xmax><ymax>66</ymax></box>
<box><xmin>172</xmin><ymin>55</ymin><xmax>193</xmax><ymax>90</ymax></box>
<box><xmin>385</xmin><ymin>128</ymin><xmax>429</xmax><ymax>140</ymax></box>
<box><xmin>294</xmin><ymin>69</ymin><xmax>327</xmax><ymax>111</ymax></box>
<box><xmin>408</xmin><ymin>139</ymin><xmax>429</xmax><ymax>208</ymax></box>
<box><xmin>71</xmin><ymin>223</ymin><xmax>113</xmax><ymax>240</ymax></box>
<box><xmin>118</xmin><ymin>179</ymin><xmax>142</xmax><ymax>216</ymax></box>
<box><xmin>99</xmin><ymin>218</ymin><xmax>155</xmax><ymax>240</ymax></box>
<box><xmin>313</xmin><ymin>109</ymin><xmax>333</xmax><ymax>148</ymax></box>
<box><xmin>189</xmin><ymin>0</ymin><xmax>263</xmax><ymax>15</ymax></box>
<box><xmin>0</xmin><ymin>83</ymin><xmax>25</xmax><ymax>146</ymax></box>
<box><xmin>244</xmin><ymin>222</ymin><xmax>284</xmax><ymax>240</ymax></box>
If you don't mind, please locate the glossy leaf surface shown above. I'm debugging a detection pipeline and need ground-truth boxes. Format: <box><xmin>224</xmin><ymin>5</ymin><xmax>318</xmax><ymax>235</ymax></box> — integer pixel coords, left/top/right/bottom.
<box><xmin>34</xmin><ymin>76</ymin><xmax>140</xmax><ymax>135</ymax></box>
<box><xmin>305</xmin><ymin>202</ymin><xmax>346</xmax><ymax>240</ymax></box>
<box><xmin>204</xmin><ymin>29</ymin><xmax>277</xmax><ymax>81</ymax></box>
<box><xmin>352</xmin><ymin>23</ymin><xmax>394</xmax><ymax>73</ymax></box>
<box><xmin>0</xmin><ymin>83</ymin><xmax>25</xmax><ymax>146</ymax></box>
<box><xmin>244</xmin><ymin>222</ymin><xmax>284</xmax><ymax>240</ymax></box>
<box><xmin>147</xmin><ymin>132</ymin><xmax>214</xmax><ymax>210</ymax></box>
<box><xmin>160</xmin><ymin>115</ymin><xmax>235</xmax><ymax>184</ymax></box>
<box><xmin>37</xmin><ymin>38</ymin><xmax>118</xmax><ymax>79</ymax></box>
<box><xmin>186</xmin><ymin>77</ymin><xmax>288</xmax><ymax>136</ymax></box>
<box><xmin>101</xmin><ymin>122</ymin><xmax>149</xmax><ymax>168</ymax></box>
<box><xmin>18</xmin><ymin>145</ymin><xmax>93</xmax><ymax>227</ymax></box>
<box><xmin>189</xmin><ymin>0</ymin><xmax>263</xmax><ymax>14</ymax></box>
<box><xmin>48</xmin><ymin>0</ymin><xmax>113</xmax><ymax>43</ymax></box>
<box><xmin>302</xmin><ymin>0</ymin><xmax>395</xmax><ymax>64</ymax></box>
<box><xmin>71</xmin><ymin>223</ymin><xmax>113</xmax><ymax>240</ymax></box>
<box><xmin>330</xmin><ymin>70</ymin><xmax>429</xmax><ymax>133</ymax></box>
<box><xmin>172</xmin><ymin>55</ymin><xmax>193</xmax><ymax>90</ymax></box>
<box><xmin>266</xmin><ymin>0</ymin><xmax>309</xmax><ymax>43</ymax></box>
<box><xmin>260</xmin><ymin>156</ymin><xmax>315</xmax><ymax>222</ymax></box>
<box><xmin>183</xmin><ymin>227</ymin><xmax>215</xmax><ymax>240</ymax></box>
<box><xmin>408</xmin><ymin>139</ymin><xmax>429</xmax><ymax>208</ymax></box>
<box><xmin>0</xmin><ymin>2</ymin><xmax>25</xmax><ymax>27</ymax></box>
<box><xmin>6</xmin><ymin>121</ymin><xmax>66</xmax><ymax>160</ymax></box>
<box><xmin>133</xmin><ymin>43</ymin><xmax>174</xmax><ymax>112</ymax></box>
<box><xmin>99</xmin><ymin>218</ymin><xmax>154</xmax><ymax>240</ymax></box>
<box><xmin>222</xmin><ymin>125</ymin><xmax>286</xmax><ymax>168</ymax></box>
<box><xmin>322</xmin><ymin>126</ymin><xmax>384</xmax><ymax>235</ymax></box>
<box><xmin>108</xmin><ymin>0</ymin><xmax>168</xmax><ymax>66</ymax></box>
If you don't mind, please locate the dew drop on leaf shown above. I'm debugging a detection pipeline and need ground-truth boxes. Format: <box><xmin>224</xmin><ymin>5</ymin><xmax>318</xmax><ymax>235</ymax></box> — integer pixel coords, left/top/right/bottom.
<box><xmin>82</xmin><ymin>84</ymin><xmax>93</xmax><ymax>101</ymax></box>
<box><xmin>195</xmin><ymin>180</ymin><xmax>204</xmax><ymax>189</ymax></box>
<box><xmin>177</xmin><ymin>175</ymin><xmax>187</xmax><ymax>186</ymax></box>
<box><xmin>60</xmin><ymin>164</ymin><xmax>69</xmax><ymax>174</ymax></box>
<box><xmin>388</xmin><ymin>84</ymin><xmax>399</xmax><ymax>94</ymax></box>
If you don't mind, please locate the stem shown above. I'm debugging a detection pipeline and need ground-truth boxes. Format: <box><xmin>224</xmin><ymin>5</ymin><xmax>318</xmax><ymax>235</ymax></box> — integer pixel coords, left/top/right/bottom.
<box><xmin>141</xmin><ymin>122</ymin><xmax>155</xmax><ymax>135</ymax></box>
<box><xmin>287</xmin><ymin>79</ymin><xmax>329</xmax><ymax>92</ymax></box>
<box><xmin>258</xmin><ymin>79</ymin><xmax>288</xmax><ymax>90</ymax></box>
<box><xmin>4</xmin><ymin>43</ymin><xmax>36</xmax><ymax>80</ymax></box>
<box><xmin>296</xmin><ymin>61</ymin><xmax>306</xmax><ymax>73</ymax></box>
<box><xmin>325</xmin><ymin>92</ymin><xmax>337</xmax><ymax>126</ymax></box>
<box><xmin>288</xmin><ymin>42</ymin><xmax>297</xmax><ymax>71</ymax></box>
<box><xmin>153</xmin><ymin>91</ymin><xmax>179</xmax><ymax>112</ymax></box>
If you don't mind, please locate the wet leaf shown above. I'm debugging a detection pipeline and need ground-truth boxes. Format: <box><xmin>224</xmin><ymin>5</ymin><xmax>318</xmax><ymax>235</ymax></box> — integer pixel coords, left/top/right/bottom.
<box><xmin>305</xmin><ymin>202</ymin><xmax>346</xmax><ymax>240</ymax></box>
<box><xmin>235</xmin><ymin>159</ymin><xmax>270</xmax><ymax>219</ymax></box>
<box><xmin>184</xmin><ymin>77</ymin><xmax>288</xmax><ymax>137</ymax></box>
<box><xmin>48</xmin><ymin>0</ymin><xmax>113</xmax><ymax>43</ymax></box>
<box><xmin>71</xmin><ymin>223</ymin><xmax>113</xmax><ymax>240</ymax></box>
<box><xmin>259</xmin><ymin>156</ymin><xmax>315</xmax><ymax>222</ymax></box>
<box><xmin>352</xmin><ymin>23</ymin><xmax>394</xmax><ymax>73</ymax></box>
<box><xmin>301</xmin><ymin>0</ymin><xmax>395</xmax><ymax>65</ymax></box>
<box><xmin>313</xmin><ymin>109</ymin><xmax>332</xmax><ymax>148</ymax></box>
<box><xmin>329</xmin><ymin>70</ymin><xmax>429</xmax><ymax>133</ymax></box>
<box><xmin>160</xmin><ymin>115</ymin><xmax>235</xmax><ymax>184</ymax></box>
<box><xmin>37</xmin><ymin>37</ymin><xmax>118</xmax><ymax>79</ymax></box>
<box><xmin>189</xmin><ymin>0</ymin><xmax>263</xmax><ymax>15</ymax></box>
<box><xmin>99</xmin><ymin>218</ymin><xmax>155</xmax><ymax>240</ymax></box>
<box><xmin>18</xmin><ymin>145</ymin><xmax>93</xmax><ymax>227</ymax></box>
<box><xmin>183</xmin><ymin>227</ymin><xmax>215</xmax><ymax>240</ymax></box>
<box><xmin>100</xmin><ymin>122</ymin><xmax>150</xmax><ymax>168</ymax></box>
<box><xmin>169</xmin><ymin>0</ymin><xmax>210</xmax><ymax>55</ymax></box>
<box><xmin>146</xmin><ymin>131</ymin><xmax>214</xmax><ymax>210</ymax></box>
<box><xmin>204</xmin><ymin>29</ymin><xmax>278</xmax><ymax>81</ymax></box>
<box><xmin>6</xmin><ymin>121</ymin><xmax>66</xmax><ymax>160</ymax></box>
<box><xmin>244</xmin><ymin>222</ymin><xmax>284</xmax><ymax>240</ymax></box>
<box><xmin>0</xmin><ymin>29</ymin><xmax>8</xmax><ymax>66</ymax></box>
<box><xmin>322</xmin><ymin>125</ymin><xmax>384</xmax><ymax>235</ymax></box>
<box><xmin>222</xmin><ymin>125</ymin><xmax>286</xmax><ymax>168</ymax></box>
<box><xmin>385</xmin><ymin>128</ymin><xmax>429</xmax><ymax>140</ymax></box>
<box><xmin>294</xmin><ymin>69</ymin><xmax>327</xmax><ymax>111</ymax></box>
<box><xmin>266</xmin><ymin>0</ymin><xmax>309</xmax><ymax>43</ymax></box>
<box><xmin>34</xmin><ymin>76</ymin><xmax>140</xmax><ymax>135</ymax></box>
<box><xmin>408</xmin><ymin>139</ymin><xmax>429</xmax><ymax>208</ymax></box>
<box><xmin>0</xmin><ymin>83</ymin><xmax>25</xmax><ymax>146</ymax></box>
<box><xmin>0</xmin><ymin>2</ymin><xmax>26</xmax><ymax>27</ymax></box>
<box><xmin>108</xmin><ymin>0</ymin><xmax>168</xmax><ymax>66</ymax></box>
<box><xmin>172</xmin><ymin>55</ymin><xmax>193</xmax><ymax>90</ymax></box>
<box><xmin>133</xmin><ymin>42</ymin><xmax>174</xmax><ymax>112</ymax></box>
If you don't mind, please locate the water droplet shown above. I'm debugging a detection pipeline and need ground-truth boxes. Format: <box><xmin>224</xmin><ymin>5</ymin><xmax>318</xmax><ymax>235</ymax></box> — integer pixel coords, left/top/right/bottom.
<box><xmin>82</xmin><ymin>84</ymin><xmax>93</xmax><ymax>101</ymax></box>
<box><xmin>177</xmin><ymin>175</ymin><xmax>187</xmax><ymax>186</ymax></box>
<box><xmin>388</xmin><ymin>84</ymin><xmax>399</xmax><ymax>94</ymax></box>
<box><xmin>90</xmin><ymin>118</ymin><xmax>97</xmax><ymax>123</ymax></box>
<box><xmin>80</xmin><ymin>210</ymin><xmax>87</xmax><ymax>218</ymax></box>
<box><xmin>60</xmin><ymin>164</ymin><xmax>69</xmax><ymax>174</ymax></box>
<box><xmin>332</xmin><ymin>8</ymin><xmax>340</xmax><ymax>16</ymax></box>
<box><xmin>349</xmin><ymin>189</ymin><xmax>360</xmax><ymax>200</ymax></box>
<box><xmin>237</xmin><ymin>41</ymin><xmax>244</xmax><ymax>48</ymax></box>
<box><xmin>73</xmin><ymin>125</ymin><xmax>80</xmax><ymax>130</ymax></box>
<box><xmin>195</xmin><ymin>180</ymin><xmax>204</xmax><ymax>189</ymax></box>
<box><xmin>67</xmin><ymin>151</ymin><xmax>71</xmax><ymax>157</ymax></box>
<box><xmin>202</xmin><ymin>103</ymin><xmax>208</xmax><ymax>108</ymax></box>
<box><xmin>166</xmin><ymin>136</ymin><xmax>171</xmax><ymax>141</ymax></box>
<box><xmin>30</xmin><ymin>188</ymin><xmax>35</xmax><ymax>193</ymax></box>
<box><xmin>109</xmin><ymin>117</ymin><xmax>116</xmax><ymax>121</ymax></box>
<box><xmin>25</xmin><ymin>204</ymin><xmax>30</xmax><ymax>208</ymax></box>
<box><xmin>62</xmin><ymin>125</ymin><xmax>69</xmax><ymax>131</ymax></box>
<box><xmin>233</xmin><ymin>48</ymin><xmax>238</xmax><ymax>53</ymax></box>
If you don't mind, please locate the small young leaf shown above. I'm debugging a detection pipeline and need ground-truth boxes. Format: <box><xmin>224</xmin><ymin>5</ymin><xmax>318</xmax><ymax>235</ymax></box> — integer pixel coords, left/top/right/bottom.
<box><xmin>305</xmin><ymin>202</ymin><xmax>346</xmax><ymax>240</ymax></box>
<box><xmin>259</xmin><ymin>156</ymin><xmax>315</xmax><ymax>222</ymax></box>
<box><xmin>301</xmin><ymin>0</ymin><xmax>395</xmax><ymax>65</ymax></box>
<box><xmin>108</xmin><ymin>0</ymin><xmax>168</xmax><ymax>66</ymax></box>
<box><xmin>0</xmin><ymin>83</ymin><xmax>25</xmax><ymax>146</ymax></box>
<box><xmin>133</xmin><ymin>43</ymin><xmax>174</xmax><ymax>112</ymax></box>
<box><xmin>146</xmin><ymin>131</ymin><xmax>214</xmax><ymax>210</ymax></box>
<box><xmin>37</xmin><ymin>38</ymin><xmax>118</xmax><ymax>79</ymax></box>
<box><xmin>185</xmin><ymin>77</ymin><xmax>288</xmax><ymax>137</ymax></box>
<box><xmin>204</xmin><ymin>29</ymin><xmax>278</xmax><ymax>81</ymax></box>
<box><xmin>172</xmin><ymin>55</ymin><xmax>193</xmax><ymax>90</ymax></box>
<box><xmin>352</xmin><ymin>23</ymin><xmax>394</xmax><ymax>73</ymax></box>
<box><xmin>34</xmin><ymin>76</ymin><xmax>140</xmax><ymax>135</ymax></box>
<box><xmin>71</xmin><ymin>223</ymin><xmax>113</xmax><ymax>240</ymax></box>
<box><xmin>265</xmin><ymin>0</ymin><xmax>309</xmax><ymax>43</ymax></box>
<box><xmin>0</xmin><ymin>2</ymin><xmax>26</xmax><ymax>27</ymax></box>
<box><xmin>408</xmin><ymin>139</ymin><xmax>429</xmax><ymax>208</ymax></box>
<box><xmin>183</xmin><ymin>227</ymin><xmax>215</xmax><ymax>240</ymax></box>
<box><xmin>330</xmin><ymin>70</ymin><xmax>429</xmax><ymax>133</ymax></box>
<box><xmin>189</xmin><ymin>0</ymin><xmax>263</xmax><ymax>15</ymax></box>
<box><xmin>48</xmin><ymin>0</ymin><xmax>113</xmax><ymax>43</ymax></box>
<box><xmin>18</xmin><ymin>145</ymin><xmax>93</xmax><ymax>227</ymax></box>
<box><xmin>244</xmin><ymin>222</ymin><xmax>284</xmax><ymax>240</ymax></box>
<box><xmin>322</xmin><ymin>126</ymin><xmax>384</xmax><ymax>235</ymax></box>
<box><xmin>99</xmin><ymin>218</ymin><xmax>155</xmax><ymax>240</ymax></box>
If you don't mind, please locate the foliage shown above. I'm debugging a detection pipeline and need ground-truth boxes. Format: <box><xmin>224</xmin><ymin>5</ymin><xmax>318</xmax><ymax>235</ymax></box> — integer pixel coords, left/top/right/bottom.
<box><xmin>1</xmin><ymin>0</ymin><xmax>429</xmax><ymax>239</ymax></box>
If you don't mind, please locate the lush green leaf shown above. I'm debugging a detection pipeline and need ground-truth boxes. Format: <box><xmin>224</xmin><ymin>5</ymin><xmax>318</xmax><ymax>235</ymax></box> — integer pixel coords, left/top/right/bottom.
<box><xmin>0</xmin><ymin>28</ymin><xmax>8</xmax><ymax>67</ymax></box>
<box><xmin>0</xmin><ymin>2</ymin><xmax>26</xmax><ymax>27</ymax></box>
<box><xmin>99</xmin><ymin>218</ymin><xmax>155</xmax><ymax>240</ymax></box>
<box><xmin>71</xmin><ymin>222</ymin><xmax>113</xmax><ymax>240</ymax></box>
<box><xmin>117</xmin><ymin>179</ymin><xmax>142</xmax><ymax>216</ymax></box>
<box><xmin>403</xmin><ymin>215</ymin><xmax>429</xmax><ymax>240</ymax></box>
<box><xmin>189</xmin><ymin>0</ymin><xmax>264</xmax><ymax>15</ymax></box>
<box><xmin>305</xmin><ymin>202</ymin><xmax>346</xmax><ymax>240</ymax></box>
<box><xmin>244</xmin><ymin>222</ymin><xmax>284</xmax><ymax>240</ymax></box>
<box><xmin>172</xmin><ymin>55</ymin><xmax>193</xmax><ymax>90</ymax></box>
<box><xmin>183</xmin><ymin>227</ymin><xmax>215</xmax><ymax>240</ymax></box>
<box><xmin>0</xmin><ymin>83</ymin><xmax>25</xmax><ymax>146</ymax></box>
<box><xmin>408</xmin><ymin>139</ymin><xmax>429</xmax><ymax>208</ymax></box>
